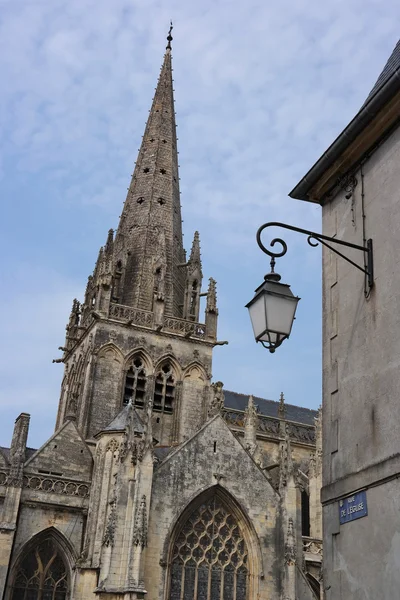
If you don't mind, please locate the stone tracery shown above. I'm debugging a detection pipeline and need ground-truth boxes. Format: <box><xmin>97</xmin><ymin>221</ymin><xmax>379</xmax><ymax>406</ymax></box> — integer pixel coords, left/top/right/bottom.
<box><xmin>11</xmin><ymin>536</ymin><xmax>70</xmax><ymax>600</ymax></box>
<box><xmin>169</xmin><ymin>493</ymin><xmax>249</xmax><ymax>600</ymax></box>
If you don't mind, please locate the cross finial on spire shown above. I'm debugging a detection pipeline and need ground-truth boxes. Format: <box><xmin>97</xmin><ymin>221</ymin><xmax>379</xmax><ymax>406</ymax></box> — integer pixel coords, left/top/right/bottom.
<box><xmin>166</xmin><ymin>21</ymin><xmax>173</xmax><ymax>50</ymax></box>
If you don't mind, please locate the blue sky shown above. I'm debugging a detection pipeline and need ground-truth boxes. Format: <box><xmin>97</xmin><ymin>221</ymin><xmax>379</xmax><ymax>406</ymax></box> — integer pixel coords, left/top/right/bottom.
<box><xmin>0</xmin><ymin>0</ymin><xmax>398</xmax><ymax>448</ymax></box>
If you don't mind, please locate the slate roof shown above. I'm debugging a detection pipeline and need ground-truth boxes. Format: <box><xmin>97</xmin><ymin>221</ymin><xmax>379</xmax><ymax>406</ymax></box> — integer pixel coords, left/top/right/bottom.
<box><xmin>102</xmin><ymin>405</ymin><xmax>144</xmax><ymax>434</ymax></box>
<box><xmin>0</xmin><ymin>446</ymin><xmax>37</xmax><ymax>463</ymax></box>
<box><xmin>223</xmin><ymin>390</ymin><xmax>317</xmax><ymax>426</ymax></box>
<box><xmin>364</xmin><ymin>39</ymin><xmax>400</xmax><ymax>105</ymax></box>
<box><xmin>154</xmin><ymin>446</ymin><xmax>174</xmax><ymax>461</ymax></box>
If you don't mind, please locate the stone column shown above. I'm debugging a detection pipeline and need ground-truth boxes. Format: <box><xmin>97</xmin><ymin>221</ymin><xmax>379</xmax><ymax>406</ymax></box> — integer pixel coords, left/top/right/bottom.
<box><xmin>0</xmin><ymin>413</ymin><xmax>30</xmax><ymax>597</ymax></box>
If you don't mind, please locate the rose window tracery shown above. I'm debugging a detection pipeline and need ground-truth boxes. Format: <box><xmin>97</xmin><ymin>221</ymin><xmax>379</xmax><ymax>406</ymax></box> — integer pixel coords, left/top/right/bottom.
<box><xmin>169</xmin><ymin>495</ymin><xmax>249</xmax><ymax>600</ymax></box>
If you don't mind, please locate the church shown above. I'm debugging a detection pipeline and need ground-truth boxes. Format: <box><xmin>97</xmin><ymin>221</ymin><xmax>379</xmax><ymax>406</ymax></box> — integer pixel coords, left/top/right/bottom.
<box><xmin>0</xmin><ymin>30</ymin><xmax>322</xmax><ymax>600</ymax></box>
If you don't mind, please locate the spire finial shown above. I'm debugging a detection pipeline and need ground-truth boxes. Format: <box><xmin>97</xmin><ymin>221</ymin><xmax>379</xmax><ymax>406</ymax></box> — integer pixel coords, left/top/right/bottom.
<box><xmin>166</xmin><ymin>21</ymin><xmax>173</xmax><ymax>50</ymax></box>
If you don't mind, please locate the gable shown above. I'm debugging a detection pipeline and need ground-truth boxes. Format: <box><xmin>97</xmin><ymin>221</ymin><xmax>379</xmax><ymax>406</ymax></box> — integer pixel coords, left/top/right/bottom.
<box><xmin>154</xmin><ymin>415</ymin><xmax>278</xmax><ymax>506</ymax></box>
<box><xmin>25</xmin><ymin>421</ymin><xmax>93</xmax><ymax>481</ymax></box>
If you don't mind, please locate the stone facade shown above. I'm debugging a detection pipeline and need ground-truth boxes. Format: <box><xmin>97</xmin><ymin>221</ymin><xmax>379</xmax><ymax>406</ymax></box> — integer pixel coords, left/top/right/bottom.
<box><xmin>290</xmin><ymin>39</ymin><xmax>400</xmax><ymax>600</ymax></box>
<box><xmin>0</xmin><ymin>34</ymin><xmax>322</xmax><ymax>600</ymax></box>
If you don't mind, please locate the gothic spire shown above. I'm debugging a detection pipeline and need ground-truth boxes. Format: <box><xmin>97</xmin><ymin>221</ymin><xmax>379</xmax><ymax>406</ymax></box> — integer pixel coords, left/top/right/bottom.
<box><xmin>188</xmin><ymin>231</ymin><xmax>202</xmax><ymax>272</ymax></box>
<box><xmin>114</xmin><ymin>33</ymin><xmax>186</xmax><ymax>316</ymax></box>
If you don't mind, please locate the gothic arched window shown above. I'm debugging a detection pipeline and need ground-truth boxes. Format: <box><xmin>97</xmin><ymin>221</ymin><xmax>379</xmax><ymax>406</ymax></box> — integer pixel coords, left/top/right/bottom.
<box><xmin>11</xmin><ymin>536</ymin><xmax>70</xmax><ymax>600</ymax></box>
<box><xmin>123</xmin><ymin>357</ymin><xmax>147</xmax><ymax>407</ymax></box>
<box><xmin>169</xmin><ymin>494</ymin><xmax>249</xmax><ymax>600</ymax></box>
<box><xmin>154</xmin><ymin>363</ymin><xmax>175</xmax><ymax>413</ymax></box>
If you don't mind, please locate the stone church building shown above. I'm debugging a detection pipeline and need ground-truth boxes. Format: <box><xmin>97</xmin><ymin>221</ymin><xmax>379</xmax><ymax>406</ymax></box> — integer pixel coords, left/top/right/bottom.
<box><xmin>0</xmin><ymin>33</ymin><xmax>322</xmax><ymax>600</ymax></box>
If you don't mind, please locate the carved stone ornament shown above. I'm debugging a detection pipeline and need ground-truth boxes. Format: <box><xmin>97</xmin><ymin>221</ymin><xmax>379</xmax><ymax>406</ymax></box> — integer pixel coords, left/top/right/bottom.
<box><xmin>284</xmin><ymin>518</ymin><xmax>296</xmax><ymax>565</ymax></box>
<box><xmin>103</xmin><ymin>498</ymin><xmax>117</xmax><ymax>547</ymax></box>
<box><xmin>132</xmin><ymin>495</ymin><xmax>148</xmax><ymax>548</ymax></box>
<box><xmin>109</xmin><ymin>329</ymin><xmax>117</xmax><ymax>342</ymax></box>
<box><xmin>105</xmin><ymin>439</ymin><xmax>119</xmax><ymax>455</ymax></box>
<box><xmin>208</xmin><ymin>381</ymin><xmax>224</xmax><ymax>417</ymax></box>
<box><xmin>131</xmin><ymin>438</ymin><xmax>145</xmax><ymax>466</ymax></box>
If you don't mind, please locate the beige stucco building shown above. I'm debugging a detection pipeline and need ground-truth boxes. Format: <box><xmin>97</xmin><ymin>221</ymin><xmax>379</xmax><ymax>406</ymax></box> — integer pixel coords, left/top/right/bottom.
<box><xmin>0</xmin><ymin>33</ymin><xmax>322</xmax><ymax>600</ymax></box>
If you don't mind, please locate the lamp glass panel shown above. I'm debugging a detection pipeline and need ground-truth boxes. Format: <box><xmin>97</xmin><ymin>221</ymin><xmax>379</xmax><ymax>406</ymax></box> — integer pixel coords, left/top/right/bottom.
<box><xmin>247</xmin><ymin>294</ymin><xmax>267</xmax><ymax>339</ymax></box>
<box><xmin>260</xmin><ymin>330</ymin><xmax>278</xmax><ymax>344</ymax></box>
<box><xmin>265</xmin><ymin>293</ymin><xmax>298</xmax><ymax>336</ymax></box>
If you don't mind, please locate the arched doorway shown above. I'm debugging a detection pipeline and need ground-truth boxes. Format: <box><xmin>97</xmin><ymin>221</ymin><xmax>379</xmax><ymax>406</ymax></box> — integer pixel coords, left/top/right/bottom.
<box><xmin>168</xmin><ymin>491</ymin><xmax>250</xmax><ymax>600</ymax></box>
<box><xmin>10</xmin><ymin>532</ymin><xmax>70</xmax><ymax>600</ymax></box>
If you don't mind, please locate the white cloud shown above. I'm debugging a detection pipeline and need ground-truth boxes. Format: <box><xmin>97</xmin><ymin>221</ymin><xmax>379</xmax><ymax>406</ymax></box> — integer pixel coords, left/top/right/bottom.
<box><xmin>0</xmin><ymin>0</ymin><xmax>398</xmax><ymax>446</ymax></box>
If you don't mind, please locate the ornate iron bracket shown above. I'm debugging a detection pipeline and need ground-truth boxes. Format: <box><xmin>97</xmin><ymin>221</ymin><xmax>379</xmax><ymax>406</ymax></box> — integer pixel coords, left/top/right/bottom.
<box><xmin>257</xmin><ymin>222</ymin><xmax>373</xmax><ymax>290</ymax></box>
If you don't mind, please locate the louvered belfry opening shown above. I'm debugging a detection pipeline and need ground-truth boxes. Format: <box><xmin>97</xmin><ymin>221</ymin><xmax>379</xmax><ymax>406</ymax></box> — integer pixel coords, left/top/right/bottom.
<box><xmin>169</xmin><ymin>494</ymin><xmax>249</xmax><ymax>600</ymax></box>
<box><xmin>11</xmin><ymin>536</ymin><xmax>69</xmax><ymax>600</ymax></box>
<box><xmin>123</xmin><ymin>356</ymin><xmax>147</xmax><ymax>407</ymax></box>
<box><xmin>154</xmin><ymin>363</ymin><xmax>175</xmax><ymax>414</ymax></box>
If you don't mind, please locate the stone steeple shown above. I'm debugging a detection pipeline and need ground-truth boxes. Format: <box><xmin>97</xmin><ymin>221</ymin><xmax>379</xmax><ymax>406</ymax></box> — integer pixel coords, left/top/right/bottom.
<box><xmin>113</xmin><ymin>28</ymin><xmax>186</xmax><ymax>316</ymax></box>
<box><xmin>55</xmin><ymin>29</ymin><xmax>218</xmax><ymax>443</ymax></box>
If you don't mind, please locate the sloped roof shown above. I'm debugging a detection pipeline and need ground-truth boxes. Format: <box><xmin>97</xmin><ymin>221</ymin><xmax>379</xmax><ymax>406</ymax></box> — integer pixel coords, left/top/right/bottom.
<box><xmin>154</xmin><ymin>446</ymin><xmax>174</xmax><ymax>462</ymax></box>
<box><xmin>0</xmin><ymin>446</ymin><xmax>37</xmax><ymax>462</ymax></box>
<box><xmin>223</xmin><ymin>390</ymin><xmax>317</xmax><ymax>426</ymax></box>
<box><xmin>102</xmin><ymin>404</ymin><xmax>144</xmax><ymax>434</ymax></box>
<box><xmin>290</xmin><ymin>38</ymin><xmax>400</xmax><ymax>202</ymax></box>
<box><xmin>364</xmin><ymin>39</ymin><xmax>400</xmax><ymax>104</ymax></box>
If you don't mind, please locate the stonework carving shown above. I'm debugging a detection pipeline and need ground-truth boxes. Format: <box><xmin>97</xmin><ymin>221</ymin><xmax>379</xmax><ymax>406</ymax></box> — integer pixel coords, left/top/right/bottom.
<box><xmin>303</xmin><ymin>537</ymin><xmax>323</xmax><ymax>557</ymax></box>
<box><xmin>131</xmin><ymin>439</ymin><xmax>145</xmax><ymax>466</ymax></box>
<box><xmin>103</xmin><ymin>498</ymin><xmax>117</xmax><ymax>547</ymax></box>
<box><xmin>286</xmin><ymin>422</ymin><xmax>315</xmax><ymax>443</ymax></box>
<box><xmin>278</xmin><ymin>392</ymin><xmax>286</xmax><ymax>419</ymax></box>
<box><xmin>3</xmin><ymin>472</ymin><xmax>91</xmax><ymax>497</ymax></box>
<box><xmin>132</xmin><ymin>495</ymin><xmax>148</xmax><ymax>548</ymax></box>
<box><xmin>105</xmin><ymin>439</ymin><xmax>119</xmax><ymax>454</ymax></box>
<box><xmin>208</xmin><ymin>381</ymin><xmax>224</xmax><ymax>417</ymax></box>
<box><xmin>8</xmin><ymin>414</ymin><xmax>30</xmax><ymax>487</ymax></box>
<box><xmin>244</xmin><ymin>395</ymin><xmax>259</xmax><ymax>454</ymax></box>
<box><xmin>221</xmin><ymin>408</ymin><xmax>314</xmax><ymax>445</ymax></box>
<box><xmin>285</xmin><ymin>518</ymin><xmax>296</xmax><ymax>565</ymax></box>
<box><xmin>206</xmin><ymin>278</ymin><xmax>218</xmax><ymax>313</ymax></box>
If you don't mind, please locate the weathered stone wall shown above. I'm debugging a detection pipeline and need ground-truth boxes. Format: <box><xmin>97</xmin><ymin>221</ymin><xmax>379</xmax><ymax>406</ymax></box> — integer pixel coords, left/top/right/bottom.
<box><xmin>321</xmin><ymin>123</ymin><xmax>400</xmax><ymax>598</ymax></box>
<box><xmin>68</xmin><ymin>320</ymin><xmax>213</xmax><ymax>442</ymax></box>
<box><xmin>147</xmin><ymin>415</ymin><xmax>283</xmax><ymax>600</ymax></box>
<box><xmin>25</xmin><ymin>421</ymin><xmax>93</xmax><ymax>480</ymax></box>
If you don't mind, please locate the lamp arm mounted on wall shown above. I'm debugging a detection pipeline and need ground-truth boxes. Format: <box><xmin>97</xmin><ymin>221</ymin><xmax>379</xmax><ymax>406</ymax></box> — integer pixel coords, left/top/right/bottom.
<box><xmin>256</xmin><ymin>222</ymin><xmax>374</xmax><ymax>290</ymax></box>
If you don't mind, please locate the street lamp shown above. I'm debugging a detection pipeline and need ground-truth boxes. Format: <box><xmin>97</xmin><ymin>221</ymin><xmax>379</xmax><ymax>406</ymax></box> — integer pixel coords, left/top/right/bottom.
<box><xmin>246</xmin><ymin>257</ymin><xmax>300</xmax><ymax>353</ymax></box>
<box><xmin>246</xmin><ymin>221</ymin><xmax>374</xmax><ymax>352</ymax></box>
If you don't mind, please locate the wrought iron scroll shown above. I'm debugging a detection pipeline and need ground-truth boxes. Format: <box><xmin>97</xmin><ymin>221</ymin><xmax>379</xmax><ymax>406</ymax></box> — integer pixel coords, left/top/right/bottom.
<box><xmin>256</xmin><ymin>221</ymin><xmax>373</xmax><ymax>290</ymax></box>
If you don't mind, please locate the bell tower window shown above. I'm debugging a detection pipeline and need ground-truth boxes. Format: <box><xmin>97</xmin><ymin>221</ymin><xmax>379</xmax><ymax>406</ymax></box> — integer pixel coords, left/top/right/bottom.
<box><xmin>154</xmin><ymin>363</ymin><xmax>175</xmax><ymax>413</ymax></box>
<box><xmin>123</xmin><ymin>357</ymin><xmax>147</xmax><ymax>407</ymax></box>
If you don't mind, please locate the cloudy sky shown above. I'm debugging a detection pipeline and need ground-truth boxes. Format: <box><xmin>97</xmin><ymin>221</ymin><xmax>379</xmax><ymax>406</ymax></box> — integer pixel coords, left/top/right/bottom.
<box><xmin>0</xmin><ymin>0</ymin><xmax>398</xmax><ymax>448</ymax></box>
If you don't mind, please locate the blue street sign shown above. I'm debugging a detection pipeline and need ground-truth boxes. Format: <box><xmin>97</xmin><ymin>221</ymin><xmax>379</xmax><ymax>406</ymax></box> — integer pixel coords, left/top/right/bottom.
<box><xmin>339</xmin><ymin>491</ymin><xmax>368</xmax><ymax>525</ymax></box>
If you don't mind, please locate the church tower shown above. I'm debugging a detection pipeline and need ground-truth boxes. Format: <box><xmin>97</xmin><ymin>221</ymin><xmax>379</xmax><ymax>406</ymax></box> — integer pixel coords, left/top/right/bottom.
<box><xmin>55</xmin><ymin>27</ymin><xmax>218</xmax><ymax>445</ymax></box>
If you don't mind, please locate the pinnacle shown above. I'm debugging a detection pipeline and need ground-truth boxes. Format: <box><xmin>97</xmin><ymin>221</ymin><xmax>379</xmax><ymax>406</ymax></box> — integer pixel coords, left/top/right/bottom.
<box><xmin>189</xmin><ymin>231</ymin><xmax>201</xmax><ymax>266</ymax></box>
